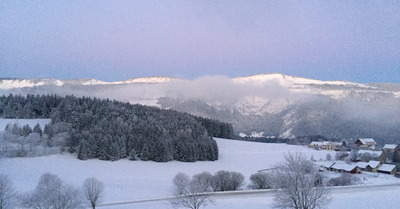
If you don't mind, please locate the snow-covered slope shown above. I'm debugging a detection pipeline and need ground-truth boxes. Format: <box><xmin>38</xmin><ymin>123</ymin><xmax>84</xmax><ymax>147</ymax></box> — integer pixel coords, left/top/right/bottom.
<box><xmin>233</xmin><ymin>73</ymin><xmax>362</xmax><ymax>87</ymax></box>
<box><xmin>1</xmin><ymin>138</ymin><xmax>399</xmax><ymax>209</ymax></box>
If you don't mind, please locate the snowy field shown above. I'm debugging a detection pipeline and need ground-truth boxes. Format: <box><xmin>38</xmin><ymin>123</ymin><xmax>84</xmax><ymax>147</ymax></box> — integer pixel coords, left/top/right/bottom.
<box><xmin>0</xmin><ymin>118</ymin><xmax>51</xmax><ymax>131</ymax></box>
<box><xmin>1</xmin><ymin>138</ymin><xmax>400</xmax><ymax>209</ymax></box>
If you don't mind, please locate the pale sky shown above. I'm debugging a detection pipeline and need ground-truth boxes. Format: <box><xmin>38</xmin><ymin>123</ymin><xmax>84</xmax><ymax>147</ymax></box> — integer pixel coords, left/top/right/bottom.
<box><xmin>1</xmin><ymin>0</ymin><xmax>399</xmax><ymax>83</ymax></box>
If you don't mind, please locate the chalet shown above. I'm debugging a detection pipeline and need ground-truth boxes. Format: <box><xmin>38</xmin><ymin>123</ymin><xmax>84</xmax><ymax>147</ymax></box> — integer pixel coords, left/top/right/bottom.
<box><xmin>365</xmin><ymin>160</ymin><xmax>382</xmax><ymax>172</ymax></box>
<box><xmin>309</xmin><ymin>141</ymin><xmax>336</xmax><ymax>150</ymax></box>
<box><xmin>332</xmin><ymin>164</ymin><xmax>361</xmax><ymax>174</ymax></box>
<box><xmin>383</xmin><ymin>144</ymin><xmax>399</xmax><ymax>152</ymax></box>
<box><xmin>377</xmin><ymin>164</ymin><xmax>397</xmax><ymax>175</ymax></box>
<box><xmin>355</xmin><ymin>138</ymin><xmax>376</xmax><ymax>149</ymax></box>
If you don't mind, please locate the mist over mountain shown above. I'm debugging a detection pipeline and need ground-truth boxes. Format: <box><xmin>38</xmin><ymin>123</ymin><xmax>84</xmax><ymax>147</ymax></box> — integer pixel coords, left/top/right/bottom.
<box><xmin>1</xmin><ymin>74</ymin><xmax>400</xmax><ymax>143</ymax></box>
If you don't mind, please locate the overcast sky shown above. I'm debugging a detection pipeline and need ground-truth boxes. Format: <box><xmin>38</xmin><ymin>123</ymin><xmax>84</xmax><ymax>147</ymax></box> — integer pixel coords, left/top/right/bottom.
<box><xmin>1</xmin><ymin>1</ymin><xmax>399</xmax><ymax>83</ymax></box>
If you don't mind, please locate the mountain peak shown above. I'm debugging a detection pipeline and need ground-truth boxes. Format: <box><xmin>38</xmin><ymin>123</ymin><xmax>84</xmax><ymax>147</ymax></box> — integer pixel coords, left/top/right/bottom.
<box><xmin>233</xmin><ymin>73</ymin><xmax>362</xmax><ymax>87</ymax></box>
<box><xmin>117</xmin><ymin>77</ymin><xmax>182</xmax><ymax>84</ymax></box>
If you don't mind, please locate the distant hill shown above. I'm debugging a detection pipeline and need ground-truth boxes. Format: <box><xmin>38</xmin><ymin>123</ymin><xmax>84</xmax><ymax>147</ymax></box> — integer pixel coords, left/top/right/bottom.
<box><xmin>1</xmin><ymin>73</ymin><xmax>400</xmax><ymax>144</ymax></box>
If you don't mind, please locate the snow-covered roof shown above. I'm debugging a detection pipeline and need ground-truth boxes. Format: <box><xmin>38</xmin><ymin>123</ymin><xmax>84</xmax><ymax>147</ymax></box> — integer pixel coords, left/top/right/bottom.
<box><xmin>378</xmin><ymin>164</ymin><xmax>397</xmax><ymax>172</ymax></box>
<box><xmin>319</xmin><ymin>162</ymin><xmax>336</xmax><ymax>168</ymax></box>
<box><xmin>383</xmin><ymin>144</ymin><xmax>398</xmax><ymax>149</ymax></box>
<box><xmin>357</xmin><ymin>138</ymin><xmax>376</xmax><ymax>144</ymax></box>
<box><xmin>331</xmin><ymin>163</ymin><xmax>358</xmax><ymax>172</ymax></box>
<box><xmin>356</xmin><ymin>162</ymin><xmax>369</xmax><ymax>169</ymax></box>
<box><xmin>310</xmin><ymin>141</ymin><xmax>332</xmax><ymax>146</ymax></box>
<box><xmin>333</xmin><ymin>142</ymin><xmax>342</xmax><ymax>146</ymax></box>
<box><xmin>367</xmin><ymin>160</ymin><xmax>381</xmax><ymax>168</ymax></box>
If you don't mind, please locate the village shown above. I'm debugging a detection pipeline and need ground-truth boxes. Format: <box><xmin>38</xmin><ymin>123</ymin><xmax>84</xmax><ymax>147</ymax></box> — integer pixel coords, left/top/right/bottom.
<box><xmin>309</xmin><ymin>138</ymin><xmax>400</xmax><ymax>176</ymax></box>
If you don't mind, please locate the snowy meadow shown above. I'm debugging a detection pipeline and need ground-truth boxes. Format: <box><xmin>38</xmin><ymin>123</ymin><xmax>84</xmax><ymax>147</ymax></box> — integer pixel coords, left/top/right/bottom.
<box><xmin>2</xmin><ymin>137</ymin><xmax>400</xmax><ymax>208</ymax></box>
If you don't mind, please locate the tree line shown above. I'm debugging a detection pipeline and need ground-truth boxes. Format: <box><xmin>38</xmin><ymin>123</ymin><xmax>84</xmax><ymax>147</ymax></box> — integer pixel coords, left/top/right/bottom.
<box><xmin>0</xmin><ymin>94</ymin><xmax>235</xmax><ymax>162</ymax></box>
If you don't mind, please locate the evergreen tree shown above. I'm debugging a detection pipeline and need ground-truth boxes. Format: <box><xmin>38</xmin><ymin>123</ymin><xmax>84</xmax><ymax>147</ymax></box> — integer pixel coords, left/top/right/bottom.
<box><xmin>129</xmin><ymin>148</ymin><xmax>137</xmax><ymax>161</ymax></box>
<box><xmin>33</xmin><ymin>123</ymin><xmax>43</xmax><ymax>136</ymax></box>
<box><xmin>77</xmin><ymin>140</ymin><xmax>89</xmax><ymax>160</ymax></box>
<box><xmin>141</xmin><ymin>143</ymin><xmax>150</xmax><ymax>161</ymax></box>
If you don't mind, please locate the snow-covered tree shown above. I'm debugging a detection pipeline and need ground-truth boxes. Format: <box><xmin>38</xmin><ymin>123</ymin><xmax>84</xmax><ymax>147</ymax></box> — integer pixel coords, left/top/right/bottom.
<box><xmin>326</xmin><ymin>153</ymin><xmax>332</xmax><ymax>161</ymax></box>
<box><xmin>271</xmin><ymin>152</ymin><xmax>331</xmax><ymax>209</ymax></box>
<box><xmin>191</xmin><ymin>172</ymin><xmax>214</xmax><ymax>192</ymax></box>
<box><xmin>22</xmin><ymin>173</ymin><xmax>83</xmax><ymax>209</ymax></box>
<box><xmin>248</xmin><ymin>172</ymin><xmax>272</xmax><ymax>189</ymax></box>
<box><xmin>170</xmin><ymin>172</ymin><xmax>213</xmax><ymax>209</ymax></box>
<box><xmin>212</xmin><ymin>170</ymin><xmax>244</xmax><ymax>191</ymax></box>
<box><xmin>83</xmin><ymin>177</ymin><xmax>104</xmax><ymax>209</ymax></box>
<box><xmin>0</xmin><ymin>174</ymin><xmax>17</xmax><ymax>209</ymax></box>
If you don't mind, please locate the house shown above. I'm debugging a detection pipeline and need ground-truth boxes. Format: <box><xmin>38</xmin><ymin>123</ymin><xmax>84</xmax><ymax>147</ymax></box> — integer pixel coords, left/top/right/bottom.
<box><xmin>355</xmin><ymin>138</ymin><xmax>376</xmax><ymax>149</ymax></box>
<box><xmin>309</xmin><ymin>141</ymin><xmax>336</xmax><ymax>150</ymax></box>
<box><xmin>377</xmin><ymin>164</ymin><xmax>398</xmax><ymax>175</ymax></box>
<box><xmin>383</xmin><ymin>144</ymin><xmax>399</xmax><ymax>152</ymax></box>
<box><xmin>365</xmin><ymin>160</ymin><xmax>382</xmax><ymax>172</ymax></box>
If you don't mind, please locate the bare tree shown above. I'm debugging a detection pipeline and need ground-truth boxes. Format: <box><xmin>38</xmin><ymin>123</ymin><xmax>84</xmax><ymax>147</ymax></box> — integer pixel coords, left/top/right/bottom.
<box><xmin>191</xmin><ymin>172</ymin><xmax>213</xmax><ymax>192</ymax></box>
<box><xmin>21</xmin><ymin>173</ymin><xmax>83</xmax><ymax>209</ymax></box>
<box><xmin>0</xmin><ymin>174</ymin><xmax>17</xmax><ymax>209</ymax></box>
<box><xmin>83</xmin><ymin>177</ymin><xmax>105</xmax><ymax>209</ymax></box>
<box><xmin>212</xmin><ymin>170</ymin><xmax>244</xmax><ymax>191</ymax></box>
<box><xmin>170</xmin><ymin>172</ymin><xmax>213</xmax><ymax>209</ymax></box>
<box><xmin>271</xmin><ymin>152</ymin><xmax>331</xmax><ymax>209</ymax></box>
<box><xmin>172</xmin><ymin>172</ymin><xmax>191</xmax><ymax>195</ymax></box>
<box><xmin>248</xmin><ymin>172</ymin><xmax>272</xmax><ymax>189</ymax></box>
<box><xmin>326</xmin><ymin>153</ymin><xmax>332</xmax><ymax>161</ymax></box>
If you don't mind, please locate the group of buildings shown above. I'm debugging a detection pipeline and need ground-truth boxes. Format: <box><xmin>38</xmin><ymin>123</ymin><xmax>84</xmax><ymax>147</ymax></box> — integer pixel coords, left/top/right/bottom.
<box><xmin>310</xmin><ymin>138</ymin><xmax>399</xmax><ymax>175</ymax></box>
<box><xmin>321</xmin><ymin>160</ymin><xmax>397</xmax><ymax>175</ymax></box>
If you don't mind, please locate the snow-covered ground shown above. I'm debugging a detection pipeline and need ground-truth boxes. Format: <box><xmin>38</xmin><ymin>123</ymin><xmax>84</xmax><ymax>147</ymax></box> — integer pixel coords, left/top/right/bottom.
<box><xmin>1</xmin><ymin>138</ymin><xmax>399</xmax><ymax>209</ymax></box>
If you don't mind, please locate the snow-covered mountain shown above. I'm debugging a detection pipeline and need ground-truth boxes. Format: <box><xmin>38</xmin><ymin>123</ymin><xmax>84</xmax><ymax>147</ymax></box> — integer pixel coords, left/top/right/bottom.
<box><xmin>1</xmin><ymin>74</ymin><xmax>400</xmax><ymax>142</ymax></box>
<box><xmin>0</xmin><ymin>77</ymin><xmax>181</xmax><ymax>89</ymax></box>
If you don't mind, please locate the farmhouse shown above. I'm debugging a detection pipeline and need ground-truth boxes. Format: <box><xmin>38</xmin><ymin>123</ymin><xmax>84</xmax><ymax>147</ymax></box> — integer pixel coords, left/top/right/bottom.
<box><xmin>377</xmin><ymin>164</ymin><xmax>397</xmax><ymax>175</ymax></box>
<box><xmin>355</xmin><ymin>138</ymin><xmax>376</xmax><ymax>149</ymax></box>
<box><xmin>321</xmin><ymin>162</ymin><xmax>360</xmax><ymax>174</ymax></box>
<box><xmin>309</xmin><ymin>141</ymin><xmax>336</xmax><ymax>150</ymax></box>
<box><xmin>332</xmin><ymin>164</ymin><xmax>361</xmax><ymax>174</ymax></box>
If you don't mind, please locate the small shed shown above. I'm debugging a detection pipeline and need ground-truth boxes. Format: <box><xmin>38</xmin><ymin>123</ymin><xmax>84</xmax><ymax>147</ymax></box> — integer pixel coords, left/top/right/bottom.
<box><xmin>377</xmin><ymin>164</ymin><xmax>397</xmax><ymax>175</ymax></box>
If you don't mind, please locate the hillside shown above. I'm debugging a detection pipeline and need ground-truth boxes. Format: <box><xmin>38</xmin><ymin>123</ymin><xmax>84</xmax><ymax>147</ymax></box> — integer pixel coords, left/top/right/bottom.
<box><xmin>0</xmin><ymin>95</ymin><xmax>234</xmax><ymax>162</ymax></box>
<box><xmin>1</xmin><ymin>74</ymin><xmax>400</xmax><ymax>143</ymax></box>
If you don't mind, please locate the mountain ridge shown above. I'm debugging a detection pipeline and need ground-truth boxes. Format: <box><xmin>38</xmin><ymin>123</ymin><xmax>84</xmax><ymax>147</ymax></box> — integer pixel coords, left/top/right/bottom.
<box><xmin>1</xmin><ymin>73</ymin><xmax>400</xmax><ymax>142</ymax></box>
